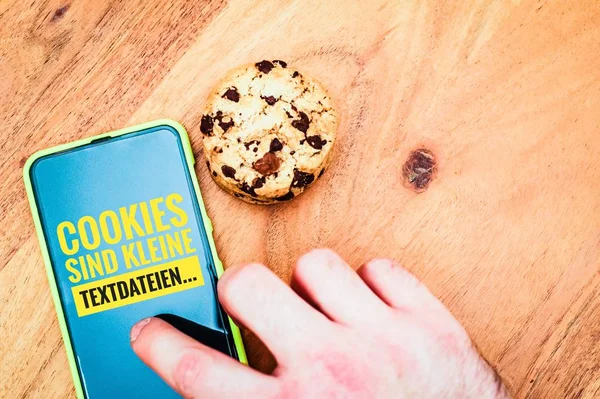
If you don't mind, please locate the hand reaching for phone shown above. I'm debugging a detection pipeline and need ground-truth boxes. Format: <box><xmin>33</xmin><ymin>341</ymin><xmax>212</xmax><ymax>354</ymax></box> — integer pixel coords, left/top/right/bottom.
<box><xmin>130</xmin><ymin>249</ymin><xmax>510</xmax><ymax>398</ymax></box>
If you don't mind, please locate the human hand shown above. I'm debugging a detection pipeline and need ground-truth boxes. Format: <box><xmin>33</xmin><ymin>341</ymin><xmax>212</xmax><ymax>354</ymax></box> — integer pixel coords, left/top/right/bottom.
<box><xmin>130</xmin><ymin>249</ymin><xmax>510</xmax><ymax>398</ymax></box>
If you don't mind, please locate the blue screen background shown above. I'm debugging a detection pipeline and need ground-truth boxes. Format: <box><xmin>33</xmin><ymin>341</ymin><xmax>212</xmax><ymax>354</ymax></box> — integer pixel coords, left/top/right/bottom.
<box><xmin>30</xmin><ymin>126</ymin><xmax>227</xmax><ymax>398</ymax></box>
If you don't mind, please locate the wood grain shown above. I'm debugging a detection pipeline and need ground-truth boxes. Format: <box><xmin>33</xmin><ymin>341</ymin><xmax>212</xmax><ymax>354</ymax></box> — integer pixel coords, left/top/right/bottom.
<box><xmin>1</xmin><ymin>0</ymin><xmax>599</xmax><ymax>397</ymax></box>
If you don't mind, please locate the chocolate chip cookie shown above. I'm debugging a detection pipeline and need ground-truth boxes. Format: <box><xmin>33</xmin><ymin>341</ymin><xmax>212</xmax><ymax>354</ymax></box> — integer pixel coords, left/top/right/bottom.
<box><xmin>200</xmin><ymin>60</ymin><xmax>338</xmax><ymax>204</ymax></box>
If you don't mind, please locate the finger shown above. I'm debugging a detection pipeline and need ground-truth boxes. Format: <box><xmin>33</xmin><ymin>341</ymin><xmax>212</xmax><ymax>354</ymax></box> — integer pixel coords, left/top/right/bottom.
<box><xmin>292</xmin><ymin>249</ymin><xmax>393</xmax><ymax>327</ymax></box>
<box><xmin>218</xmin><ymin>263</ymin><xmax>332</xmax><ymax>362</ymax></box>
<box><xmin>357</xmin><ymin>258</ymin><xmax>449</xmax><ymax>315</ymax></box>
<box><xmin>290</xmin><ymin>273</ymin><xmax>322</xmax><ymax>312</ymax></box>
<box><xmin>131</xmin><ymin>317</ymin><xmax>279</xmax><ymax>399</ymax></box>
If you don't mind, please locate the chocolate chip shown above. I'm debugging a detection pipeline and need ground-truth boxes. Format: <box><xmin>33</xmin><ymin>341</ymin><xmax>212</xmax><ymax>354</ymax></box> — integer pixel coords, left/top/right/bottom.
<box><xmin>270</xmin><ymin>138</ymin><xmax>283</xmax><ymax>152</ymax></box>
<box><xmin>221</xmin><ymin>165</ymin><xmax>236</xmax><ymax>179</ymax></box>
<box><xmin>218</xmin><ymin>116</ymin><xmax>234</xmax><ymax>132</ymax></box>
<box><xmin>306</xmin><ymin>135</ymin><xmax>323</xmax><ymax>149</ymax></box>
<box><xmin>273</xmin><ymin>60</ymin><xmax>287</xmax><ymax>68</ymax></box>
<box><xmin>300</xmin><ymin>139</ymin><xmax>305</xmax><ymax>145</ymax></box>
<box><xmin>200</xmin><ymin>115</ymin><xmax>214</xmax><ymax>136</ymax></box>
<box><xmin>292</xmin><ymin>71</ymin><xmax>300</xmax><ymax>78</ymax></box>
<box><xmin>255</xmin><ymin>60</ymin><xmax>275</xmax><ymax>74</ymax></box>
<box><xmin>285</xmin><ymin>110</ymin><xmax>293</xmax><ymax>118</ymax></box>
<box><xmin>234</xmin><ymin>193</ymin><xmax>243</xmax><ymax>198</ymax></box>
<box><xmin>212</xmin><ymin>171</ymin><xmax>217</xmax><ymax>177</ymax></box>
<box><xmin>253</xmin><ymin>152</ymin><xmax>281</xmax><ymax>176</ymax></box>
<box><xmin>216</xmin><ymin>147</ymin><xmax>223</xmax><ymax>154</ymax></box>
<box><xmin>206</xmin><ymin>161</ymin><xmax>210</xmax><ymax>170</ymax></box>
<box><xmin>263</xmin><ymin>96</ymin><xmax>277</xmax><ymax>105</ymax></box>
<box><xmin>222</xmin><ymin>87</ymin><xmax>240</xmax><ymax>102</ymax></box>
<box><xmin>244</xmin><ymin>140</ymin><xmax>259</xmax><ymax>150</ymax></box>
<box><xmin>292</xmin><ymin>111</ymin><xmax>310</xmax><ymax>133</ymax></box>
<box><xmin>253</xmin><ymin>147</ymin><xmax>258</xmax><ymax>152</ymax></box>
<box><xmin>402</xmin><ymin>148</ymin><xmax>437</xmax><ymax>192</ymax></box>
<box><xmin>290</xmin><ymin>151</ymin><xmax>295</xmax><ymax>155</ymax></box>
<box><xmin>291</xmin><ymin>169</ymin><xmax>315</xmax><ymax>188</ymax></box>
<box><xmin>240</xmin><ymin>182</ymin><xmax>257</xmax><ymax>197</ymax></box>
<box><xmin>318</xmin><ymin>169</ymin><xmax>325</xmax><ymax>178</ymax></box>
<box><xmin>275</xmin><ymin>191</ymin><xmax>295</xmax><ymax>201</ymax></box>
<box><xmin>252</xmin><ymin>177</ymin><xmax>265</xmax><ymax>188</ymax></box>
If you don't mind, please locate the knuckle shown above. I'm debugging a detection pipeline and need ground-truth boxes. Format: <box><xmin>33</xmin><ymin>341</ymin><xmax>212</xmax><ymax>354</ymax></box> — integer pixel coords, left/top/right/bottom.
<box><xmin>361</xmin><ymin>258</ymin><xmax>396</xmax><ymax>277</ymax></box>
<box><xmin>388</xmin><ymin>263</ymin><xmax>422</xmax><ymax>287</ymax></box>
<box><xmin>233</xmin><ymin>263</ymin><xmax>266</xmax><ymax>286</ymax></box>
<box><xmin>295</xmin><ymin>249</ymin><xmax>333</xmax><ymax>277</ymax></box>
<box><xmin>173</xmin><ymin>349</ymin><xmax>209</xmax><ymax>397</ymax></box>
<box><xmin>294</xmin><ymin>256</ymin><xmax>316</xmax><ymax>279</ymax></box>
<box><xmin>219</xmin><ymin>263</ymin><xmax>264</xmax><ymax>298</ymax></box>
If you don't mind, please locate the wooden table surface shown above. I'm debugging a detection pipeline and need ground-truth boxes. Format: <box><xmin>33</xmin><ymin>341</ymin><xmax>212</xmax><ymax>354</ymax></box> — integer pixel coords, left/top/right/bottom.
<box><xmin>1</xmin><ymin>0</ymin><xmax>600</xmax><ymax>397</ymax></box>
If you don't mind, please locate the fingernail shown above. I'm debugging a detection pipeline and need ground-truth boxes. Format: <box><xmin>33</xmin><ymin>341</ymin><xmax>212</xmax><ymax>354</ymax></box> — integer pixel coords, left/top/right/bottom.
<box><xmin>130</xmin><ymin>318</ymin><xmax>152</xmax><ymax>342</ymax></box>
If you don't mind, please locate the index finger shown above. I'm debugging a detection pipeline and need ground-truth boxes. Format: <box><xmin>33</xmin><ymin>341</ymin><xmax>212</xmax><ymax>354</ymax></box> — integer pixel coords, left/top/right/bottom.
<box><xmin>130</xmin><ymin>317</ymin><xmax>279</xmax><ymax>398</ymax></box>
<box><xmin>218</xmin><ymin>263</ymin><xmax>334</xmax><ymax>362</ymax></box>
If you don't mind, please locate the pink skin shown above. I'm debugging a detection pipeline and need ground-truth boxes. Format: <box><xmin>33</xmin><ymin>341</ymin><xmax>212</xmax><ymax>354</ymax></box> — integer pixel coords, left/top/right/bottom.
<box><xmin>130</xmin><ymin>249</ymin><xmax>510</xmax><ymax>399</ymax></box>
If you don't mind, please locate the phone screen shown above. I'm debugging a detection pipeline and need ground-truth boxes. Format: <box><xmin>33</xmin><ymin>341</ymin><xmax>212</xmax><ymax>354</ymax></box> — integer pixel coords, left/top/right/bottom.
<box><xmin>28</xmin><ymin>124</ymin><xmax>238</xmax><ymax>398</ymax></box>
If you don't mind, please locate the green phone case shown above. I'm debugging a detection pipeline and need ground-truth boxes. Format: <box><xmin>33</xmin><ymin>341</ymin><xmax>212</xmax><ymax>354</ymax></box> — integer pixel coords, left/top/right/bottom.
<box><xmin>23</xmin><ymin>119</ymin><xmax>246</xmax><ymax>398</ymax></box>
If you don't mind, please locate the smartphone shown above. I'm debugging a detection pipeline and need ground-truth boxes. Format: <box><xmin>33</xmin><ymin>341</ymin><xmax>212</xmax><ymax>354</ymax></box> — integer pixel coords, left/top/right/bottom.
<box><xmin>23</xmin><ymin>120</ymin><xmax>246</xmax><ymax>398</ymax></box>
